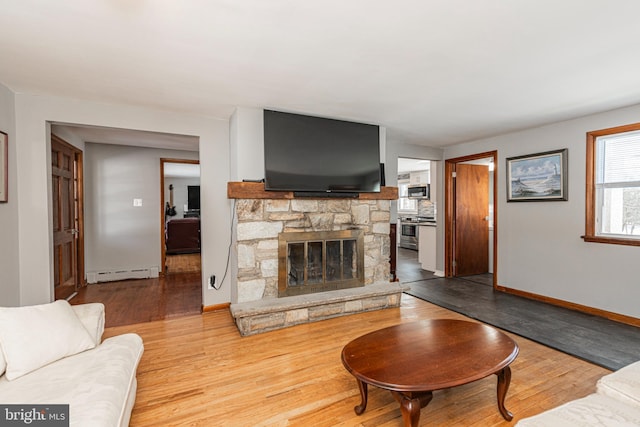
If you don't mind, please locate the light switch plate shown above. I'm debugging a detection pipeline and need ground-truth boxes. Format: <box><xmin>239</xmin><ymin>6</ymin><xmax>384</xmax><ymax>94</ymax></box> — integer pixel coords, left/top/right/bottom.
<box><xmin>133</xmin><ymin>198</ymin><xmax>143</xmax><ymax>207</ymax></box>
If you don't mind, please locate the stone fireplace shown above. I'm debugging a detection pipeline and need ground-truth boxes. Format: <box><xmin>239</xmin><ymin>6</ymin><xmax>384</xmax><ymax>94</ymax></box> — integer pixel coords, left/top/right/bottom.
<box><xmin>228</xmin><ymin>183</ymin><xmax>408</xmax><ymax>336</ymax></box>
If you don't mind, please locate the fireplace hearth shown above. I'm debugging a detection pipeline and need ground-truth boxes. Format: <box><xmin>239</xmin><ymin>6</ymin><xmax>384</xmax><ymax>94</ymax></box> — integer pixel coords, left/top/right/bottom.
<box><xmin>279</xmin><ymin>230</ymin><xmax>364</xmax><ymax>297</ymax></box>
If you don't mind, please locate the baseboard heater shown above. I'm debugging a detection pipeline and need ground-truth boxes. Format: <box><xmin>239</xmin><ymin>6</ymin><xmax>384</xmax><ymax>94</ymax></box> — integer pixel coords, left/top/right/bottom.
<box><xmin>86</xmin><ymin>266</ymin><xmax>159</xmax><ymax>284</ymax></box>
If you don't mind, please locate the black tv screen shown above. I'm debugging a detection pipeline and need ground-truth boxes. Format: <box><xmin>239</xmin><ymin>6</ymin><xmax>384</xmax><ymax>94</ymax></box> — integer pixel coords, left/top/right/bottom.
<box><xmin>187</xmin><ymin>185</ymin><xmax>200</xmax><ymax>210</ymax></box>
<box><xmin>263</xmin><ymin>110</ymin><xmax>381</xmax><ymax>193</ymax></box>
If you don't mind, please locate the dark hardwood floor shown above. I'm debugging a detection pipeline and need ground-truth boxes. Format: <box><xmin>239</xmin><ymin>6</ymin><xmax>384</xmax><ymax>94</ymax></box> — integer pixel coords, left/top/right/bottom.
<box><xmin>165</xmin><ymin>253</ymin><xmax>201</xmax><ymax>274</ymax></box>
<box><xmin>396</xmin><ymin>246</ymin><xmax>494</xmax><ymax>286</ymax></box>
<box><xmin>76</xmin><ymin>249</ymin><xmax>429</xmax><ymax>329</ymax></box>
<box><xmin>395</xmin><ymin>247</ymin><xmax>437</xmax><ymax>282</ymax></box>
<box><xmin>71</xmin><ymin>272</ymin><xmax>202</xmax><ymax>328</ymax></box>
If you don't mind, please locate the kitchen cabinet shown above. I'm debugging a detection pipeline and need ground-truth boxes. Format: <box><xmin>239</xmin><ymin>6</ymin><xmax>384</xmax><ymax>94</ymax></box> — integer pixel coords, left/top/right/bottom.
<box><xmin>409</xmin><ymin>170</ymin><xmax>429</xmax><ymax>185</ymax></box>
<box><xmin>418</xmin><ymin>224</ymin><xmax>436</xmax><ymax>271</ymax></box>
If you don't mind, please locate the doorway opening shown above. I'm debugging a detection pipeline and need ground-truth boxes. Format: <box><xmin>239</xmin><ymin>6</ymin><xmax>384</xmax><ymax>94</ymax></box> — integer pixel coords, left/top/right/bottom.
<box><xmin>50</xmin><ymin>123</ymin><xmax>201</xmax><ymax>326</ymax></box>
<box><xmin>161</xmin><ymin>159</ymin><xmax>201</xmax><ymax>275</ymax></box>
<box><xmin>396</xmin><ymin>157</ymin><xmax>439</xmax><ymax>278</ymax></box>
<box><xmin>445</xmin><ymin>151</ymin><xmax>497</xmax><ymax>287</ymax></box>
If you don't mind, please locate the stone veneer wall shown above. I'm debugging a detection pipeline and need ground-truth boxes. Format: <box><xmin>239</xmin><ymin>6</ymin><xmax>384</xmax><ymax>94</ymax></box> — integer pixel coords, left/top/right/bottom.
<box><xmin>235</xmin><ymin>198</ymin><xmax>391</xmax><ymax>303</ymax></box>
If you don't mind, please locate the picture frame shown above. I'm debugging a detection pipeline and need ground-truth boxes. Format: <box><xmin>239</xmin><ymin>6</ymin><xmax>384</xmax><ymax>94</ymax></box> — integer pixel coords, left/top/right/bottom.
<box><xmin>506</xmin><ymin>148</ymin><xmax>568</xmax><ymax>202</ymax></box>
<box><xmin>0</xmin><ymin>131</ymin><xmax>7</xmax><ymax>203</ymax></box>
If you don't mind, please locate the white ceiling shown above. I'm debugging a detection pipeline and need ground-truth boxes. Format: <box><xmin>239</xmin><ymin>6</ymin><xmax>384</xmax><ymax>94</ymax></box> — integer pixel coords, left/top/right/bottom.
<box><xmin>4</xmin><ymin>1</ymin><xmax>640</xmax><ymax>147</ymax></box>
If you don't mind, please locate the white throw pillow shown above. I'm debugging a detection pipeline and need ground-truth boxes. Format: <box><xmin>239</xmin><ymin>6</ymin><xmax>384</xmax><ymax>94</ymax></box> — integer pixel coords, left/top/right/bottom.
<box><xmin>71</xmin><ymin>303</ymin><xmax>105</xmax><ymax>345</ymax></box>
<box><xmin>0</xmin><ymin>300</ymin><xmax>96</xmax><ymax>380</ymax></box>
<box><xmin>0</xmin><ymin>343</ymin><xmax>5</xmax><ymax>376</ymax></box>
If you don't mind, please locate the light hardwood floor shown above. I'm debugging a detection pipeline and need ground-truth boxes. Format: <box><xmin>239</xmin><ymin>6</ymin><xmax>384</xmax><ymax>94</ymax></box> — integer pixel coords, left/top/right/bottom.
<box><xmin>105</xmin><ymin>294</ymin><xmax>610</xmax><ymax>426</ymax></box>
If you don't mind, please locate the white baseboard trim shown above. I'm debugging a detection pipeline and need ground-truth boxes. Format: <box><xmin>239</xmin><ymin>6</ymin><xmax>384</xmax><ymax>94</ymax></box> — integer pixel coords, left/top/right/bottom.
<box><xmin>86</xmin><ymin>266</ymin><xmax>159</xmax><ymax>284</ymax></box>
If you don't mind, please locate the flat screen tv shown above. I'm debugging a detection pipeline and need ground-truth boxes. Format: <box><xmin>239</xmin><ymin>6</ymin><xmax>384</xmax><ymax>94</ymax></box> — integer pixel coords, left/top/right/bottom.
<box><xmin>187</xmin><ymin>185</ymin><xmax>200</xmax><ymax>210</ymax></box>
<box><xmin>264</xmin><ymin>110</ymin><xmax>381</xmax><ymax>194</ymax></box>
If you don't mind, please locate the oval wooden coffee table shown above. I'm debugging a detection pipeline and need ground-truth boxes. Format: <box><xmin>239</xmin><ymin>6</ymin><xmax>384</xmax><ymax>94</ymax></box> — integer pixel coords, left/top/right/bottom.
<box><xmin>341</xmin><ymin>319</ymin><xmax>519</xmax><ymax>426</ymax></box>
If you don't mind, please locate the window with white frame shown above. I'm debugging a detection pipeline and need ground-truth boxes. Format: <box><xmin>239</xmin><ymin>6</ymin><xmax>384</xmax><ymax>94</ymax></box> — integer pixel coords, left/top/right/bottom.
<box><xmin>585</xmin><ymin>123</ymin><xmax>640</xmax><ymax>245</ymax></box>
<box><xmin>397</xmin><ymin>179</ymin><xmax>417</xmax><ymax>214</ymax></box>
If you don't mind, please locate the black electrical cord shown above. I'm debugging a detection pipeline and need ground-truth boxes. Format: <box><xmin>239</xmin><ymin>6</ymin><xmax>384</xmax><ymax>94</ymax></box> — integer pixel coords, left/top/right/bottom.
<box><xmin>214</xmin><ymin>199</ymin><xmax>235</xmax><ymax>290</ymax></box>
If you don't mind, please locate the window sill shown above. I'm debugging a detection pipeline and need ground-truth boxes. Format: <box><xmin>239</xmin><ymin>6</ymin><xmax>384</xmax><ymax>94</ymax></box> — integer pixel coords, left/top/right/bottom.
<box><xmin>582</xmin><ymin>235</ymin><xmax>640</xmax><ymax>247</ymax></box>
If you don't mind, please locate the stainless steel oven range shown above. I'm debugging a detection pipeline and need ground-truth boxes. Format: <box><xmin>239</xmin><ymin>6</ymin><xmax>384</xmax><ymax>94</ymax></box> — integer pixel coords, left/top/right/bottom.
<box><xmin>399</xmin><ymin>217</ymin><xmax>436</xmax><ymax>250</ymax></box>
<box><xmin>399</xmin><ymin>221</ymin><xmax>418</xmax><ymax>250</ymax></box>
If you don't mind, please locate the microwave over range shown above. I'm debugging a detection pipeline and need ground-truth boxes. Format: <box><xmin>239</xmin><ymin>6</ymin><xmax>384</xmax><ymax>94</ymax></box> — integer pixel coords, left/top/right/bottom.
<box><xmin>408</xmin><ymin>184</ymin><xmax>430</xmax><ymax>199</ymax></box>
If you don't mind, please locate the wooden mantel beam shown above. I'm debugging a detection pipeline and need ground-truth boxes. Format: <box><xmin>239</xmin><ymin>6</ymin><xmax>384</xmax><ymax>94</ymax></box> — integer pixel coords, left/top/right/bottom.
<box><xmin>227</xmin><ymin>182</ymin><xmax>398</xmax><ymax>200</ymax></box>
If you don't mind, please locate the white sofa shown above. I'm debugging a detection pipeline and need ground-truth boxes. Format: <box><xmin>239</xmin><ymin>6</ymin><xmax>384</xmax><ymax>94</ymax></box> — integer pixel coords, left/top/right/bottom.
<box><xmin>0</xmin><ymin>301</ymin><xmax>144</xmax><ymax>427</ymax></box>
<box><xmin>516</xmin><ymin>360</ymin><xmax>640</xmax><ymax>426</ymax></box>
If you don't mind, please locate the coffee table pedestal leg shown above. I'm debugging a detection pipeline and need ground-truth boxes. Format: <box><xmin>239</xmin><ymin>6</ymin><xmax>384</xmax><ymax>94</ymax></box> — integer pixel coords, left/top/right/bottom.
<box><xmin>391</xmin><ymin>391</ymin><xmax>433</xmax><ymax>427</ymax></box>
<box><xmin>496</xmin><ymin>366</ymin><xmax>513</xmax><ymax>421</ymax></box>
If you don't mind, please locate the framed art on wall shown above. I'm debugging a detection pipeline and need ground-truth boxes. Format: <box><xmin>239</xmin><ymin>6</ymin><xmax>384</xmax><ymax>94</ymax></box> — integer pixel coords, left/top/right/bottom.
<box><xmin>0</xmin><ymin>131</ymin><xmax>7</xmax><ymax>202</ymax></box>
<box><xmin>506</xmin><ymin>148</ymin><xmax>568</xmax><ymax>202</ymax></box>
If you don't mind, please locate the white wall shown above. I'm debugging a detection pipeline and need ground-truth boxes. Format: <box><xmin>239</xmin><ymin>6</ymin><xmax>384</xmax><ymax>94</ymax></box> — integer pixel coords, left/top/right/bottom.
<box><xmin>230</xmin><ymin>107</ymin><xmax>264</xmax><ymax>182</ymax></box>
<box><xmin>0</xmin><ymin>82</ymin><xmax>19</xmax><ymax>306</ymax></box>
<box><xmin>84</xmin><ymin>143</ymin><xmax>199</xmax><ymax>274</ymax></box>
<box><xmin>166</xmin><ymin>177</ymin><xmax>200</xmax><ymax>218</ymax></box>
<box><xmin>229</xmin><ymin>107</ymin><xmax>265</xmax><ymax>303</ymax></box>
<box><xmin>13</xmin><ymin>93</ymin><xmax>230</xmax><ymax>307</ymax></box>
<box><xmin>445</xmin><ymin>103</ymin><xmax>640</xmax><ymax>319</ymax></box>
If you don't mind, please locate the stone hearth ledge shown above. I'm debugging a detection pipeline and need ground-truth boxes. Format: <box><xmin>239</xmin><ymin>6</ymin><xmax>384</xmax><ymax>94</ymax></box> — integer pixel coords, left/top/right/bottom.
<box><xmin>230</xmin><ymin>282</ymin><xmax>410</xmax><ymax>336</ymax></box>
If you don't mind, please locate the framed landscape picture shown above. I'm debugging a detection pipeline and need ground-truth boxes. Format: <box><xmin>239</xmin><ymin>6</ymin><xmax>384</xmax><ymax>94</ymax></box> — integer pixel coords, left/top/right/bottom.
<box><xmin>0</xmin><ymin>131</ymin><xmax>7</xmax><ymax>202</ymax></box>
<box><xmin>506</xmin><ymin>148</ymin><xmax>568</xmax><ymax>202</ymax></box>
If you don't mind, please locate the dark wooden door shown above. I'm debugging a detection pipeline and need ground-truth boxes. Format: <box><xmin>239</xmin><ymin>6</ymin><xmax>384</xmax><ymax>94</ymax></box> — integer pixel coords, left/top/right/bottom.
<box><xmin>389</xmin><ymin>223</ymin><xmax>397</xmax><ymax>281</ymax></box>
<box><xmin>454</xmin><ymin>164</ymin><xmax>489</xmax><ymax>276</ymax></box>
<box><xmin>52</xmin><ymin>136</ymin><xmax>80</xmax><ymax>300</ymax></box>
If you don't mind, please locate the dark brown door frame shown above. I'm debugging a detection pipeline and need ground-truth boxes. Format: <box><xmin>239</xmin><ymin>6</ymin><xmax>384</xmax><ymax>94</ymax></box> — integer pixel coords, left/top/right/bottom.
<box><xmin>160</xmin><ymin>158</ymin><xmax>200</xmax><ymax>275</ymax></box>
<box><xmin>444</xmin><ymin>150</ymin><xmax>498</xmax><ymax>287</ymax></box>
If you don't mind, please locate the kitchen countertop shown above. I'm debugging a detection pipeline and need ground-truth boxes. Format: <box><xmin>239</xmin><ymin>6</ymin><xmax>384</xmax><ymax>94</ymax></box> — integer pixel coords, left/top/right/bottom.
<box><xmin>399</xmin><ymin>216</ymin><xmax>436</xmax><ymax>225</ymax></box>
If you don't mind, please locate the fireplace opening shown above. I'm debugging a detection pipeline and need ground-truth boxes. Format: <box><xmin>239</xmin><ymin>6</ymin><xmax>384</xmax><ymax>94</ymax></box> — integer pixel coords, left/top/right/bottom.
<box><xmin>278</xmin><ymin>229</ymin><xmax>364</xmax><ymax>297</ymax></box>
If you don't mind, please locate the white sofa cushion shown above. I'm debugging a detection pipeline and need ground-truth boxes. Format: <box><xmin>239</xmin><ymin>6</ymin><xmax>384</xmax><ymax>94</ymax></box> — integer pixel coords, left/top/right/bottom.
<box><xmin>516</xmin><ymin>393</ymin><xmax>640</xmax><ymax>426</ymax></box>
<box><xmin>0</xmin><ymin>300</ymin><xmax>95</xmax><ymax>380</ymax></box>
<box><xmin>598</xmin><ymin>360</ymin><xmax>640</xmax><ymax>409</ymax></box>
<box><xmin>0</xmin><ymin>346</ymin><xmax>5</xmax><ymax>376</ymax></box>
<box><xmin>0</xmin><ymin>333</ymin><xmax>144</xmax><ymax>427</ymax></box>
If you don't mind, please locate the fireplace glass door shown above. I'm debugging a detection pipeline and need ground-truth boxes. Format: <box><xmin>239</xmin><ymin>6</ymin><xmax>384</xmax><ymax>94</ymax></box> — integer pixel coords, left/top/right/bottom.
<box><xmin>278</xmin><ymin>230</ymin><xmax>364</xmax><ymax>297</ymax></box>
